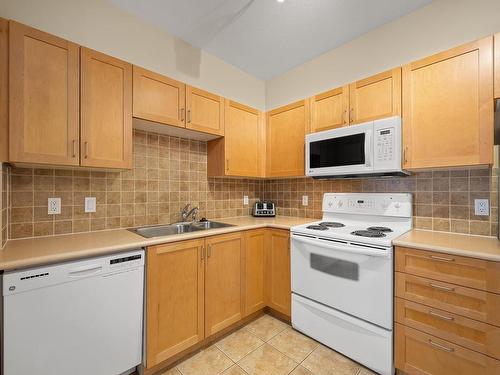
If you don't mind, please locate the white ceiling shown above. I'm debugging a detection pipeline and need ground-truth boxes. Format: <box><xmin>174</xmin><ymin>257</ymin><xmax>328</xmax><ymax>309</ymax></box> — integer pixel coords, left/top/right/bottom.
<box><xmin>111</xmin><ymin>0</ymin><xmax>433</xmax><ymax>80</ymax></box>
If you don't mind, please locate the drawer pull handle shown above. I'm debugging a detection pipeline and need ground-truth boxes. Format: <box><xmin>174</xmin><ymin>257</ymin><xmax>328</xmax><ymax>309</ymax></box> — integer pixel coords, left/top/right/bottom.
<box><xmin>430</xmin><ymin>255</ymin><xmax>455</xmax><ymax>262</ymax></box>
<box><xmin>429</xmin><ymin>310</ymin><xmax>454</xmax><ymax>321</ymax></box>
<box><xmin>428</xmin><ymin>339</ymin><xmax>455</xmax><ymax>352</ymax></box>
<box><xmin>429</xmin><ymin>283</ymin><xmax>455</xmax><ymax>292</ymax></box>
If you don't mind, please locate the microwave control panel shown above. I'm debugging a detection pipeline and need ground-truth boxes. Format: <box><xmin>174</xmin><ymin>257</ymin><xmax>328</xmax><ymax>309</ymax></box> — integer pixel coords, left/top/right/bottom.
<box><xmin>376</xmin><ymin>127</ymin><xmax>394</xmax><ymax>162</ymax></box>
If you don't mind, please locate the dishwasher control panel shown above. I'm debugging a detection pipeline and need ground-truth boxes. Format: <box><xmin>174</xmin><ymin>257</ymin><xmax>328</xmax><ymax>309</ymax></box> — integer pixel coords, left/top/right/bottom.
<box><xmin>109</xmin><ymin>253</ymin><xmax>143</xmax><ymax>270</ymax></box>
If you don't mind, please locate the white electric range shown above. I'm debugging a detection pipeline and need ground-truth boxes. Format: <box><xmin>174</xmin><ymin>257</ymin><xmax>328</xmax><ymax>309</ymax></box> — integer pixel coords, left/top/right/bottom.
<box><xmin>290</xmin><ymin>193</ymin><xmax>412</xmax><ymax>375</ymax></box>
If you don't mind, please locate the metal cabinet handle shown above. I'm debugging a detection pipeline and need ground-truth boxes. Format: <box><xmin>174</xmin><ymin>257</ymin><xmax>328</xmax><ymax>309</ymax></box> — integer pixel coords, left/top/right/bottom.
<box><xmin>429</xmin><ymin>283</ymin><xmax>455</xmax><ymax>292</ymax></box>
<box><xmin>84</xmin><ymin>141</ymin><xmax>89</xmax><ymax>159</ymax></box>
<box><xmin>226</xmin><ymin>159</ymin><xmax>229</xmax><ymax>172</ymax></box>
<box><xmin>72</xmin><ymin>140</ymin><xmax>77</xmax><ymax>158</ymax></box>
<box><xmin>428</xmin><ymin>339</ymin><xmax>454</xmax><ymax>352</ymax></box>
<box><xmin>201</xmin><ymin>246</ymin><xmax>204</xmax><ymax>261</ymax></box>
<box><xmin>207</xmin><ymin>244</ymin><xmax>212</xmax><ymax>258</ymax></box>
<box><xmin>349</xmin><ymin>108</ymin><xmax>353</xmax><ymax>123</ymax></box>
<box><xmin>343</xmin><ymin>109</ymin><xmax>347</xmax><ymax>124</ymax></box>
<box><xmin>180</xmin><ymin>108</ymin><xmax>185</xmax><ymax>122</ymax></box>
<box><xmin>187</xmin><ymin>109</ymin><xmax>191</xmax><ymax>123</ymax></box>
<box><xmin>429</xmin><ymin>310</ymin><xmax>454</xmax><ymax>321</ymax></box>
<box><xmin>430</xmin><ymin>255</ymin><xmax>455</xmax><ymax>262</ymax></box>
<box><xmin>404</xmin><ymin>146</ymin><xmax>408</xmax><ymax>165</ymax></box>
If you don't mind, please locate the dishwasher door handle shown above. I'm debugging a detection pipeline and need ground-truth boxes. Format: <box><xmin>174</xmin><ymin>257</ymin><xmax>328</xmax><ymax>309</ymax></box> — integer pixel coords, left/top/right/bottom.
<box><xmin>68</xmin><ymin>265</ymin><xmax>103</xmax><ymax>277</ymax></box>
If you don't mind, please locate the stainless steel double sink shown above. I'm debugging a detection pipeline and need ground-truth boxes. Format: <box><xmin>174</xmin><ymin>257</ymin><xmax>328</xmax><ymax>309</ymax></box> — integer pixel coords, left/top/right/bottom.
<box><xmin>129</xmin><ymin>221</ymin><xmax>234</xmax><ymax>238</ymax></box>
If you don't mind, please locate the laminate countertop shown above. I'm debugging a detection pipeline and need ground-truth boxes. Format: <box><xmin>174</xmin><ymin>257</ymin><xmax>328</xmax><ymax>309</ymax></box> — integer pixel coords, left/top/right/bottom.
<box><xmin>0</xmin><ymin>216</ymin><xmax>315</xmax><ymax>271</ymax></box>
<box><xmin>394</xmin><ymin>229</ymin><xmax>500</xmax><ymax>262</ymax></box>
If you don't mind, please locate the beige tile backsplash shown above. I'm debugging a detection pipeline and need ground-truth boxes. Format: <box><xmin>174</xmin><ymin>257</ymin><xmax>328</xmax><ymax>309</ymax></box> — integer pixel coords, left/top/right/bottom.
<box><xmin>6</xmin><ymin>131</ymin><xmax>264</xmax><ymax>240</ymax></box>
<box><xmin>1</xmin><ymin>164</ymin><xmax>7</xmax><ymax>247</ymax></box>
<box><xmin>263</xmin><ymin>168</ymin><xmax>498</xmax><ymax>237</ymax></box>
<box><xmin>2</xmin><ymin>129</ymin><xmax>498</xmax><ymax>240</ymax></box>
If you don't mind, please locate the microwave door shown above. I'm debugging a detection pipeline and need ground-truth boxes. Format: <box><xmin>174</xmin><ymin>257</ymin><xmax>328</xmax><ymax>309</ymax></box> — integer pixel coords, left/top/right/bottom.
<box><xmin>307</xmin><ymin>124</ymin><xmax>374</xmax><ymax>176</ymax></box>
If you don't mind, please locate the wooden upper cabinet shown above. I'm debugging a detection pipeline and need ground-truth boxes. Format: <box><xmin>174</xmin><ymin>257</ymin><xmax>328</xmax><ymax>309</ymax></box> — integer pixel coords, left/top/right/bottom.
<box><xmin>0</xmin><ymin>18</ymin><xmax>8</xmax><ymax>162</ymax></box>
<box><xmin>310</xmin><ymin>86</ymin><xmax>349</xmax><ymax>133</ymax></box>
<box><xmin>267</xmin><ymin>100</ymin><xmax>309</xmax><ymax>177</ymax></box>
<box><xmin>205</xmin><ymin>232</ymin><xmax>243</xmax><ymax>337</ymax></box>
<box><xmin>9</xmin><ymin>21</ymin><xmax>80</xmax><ymax>165</ymax></box>
<box><xmin>186</xmin><ymin>86</ymin><xmax>224</xmax><ymax>136</ymax></box>
<box><xmin>403</xmin><ymin>37</ymin><xmax>494</xmax><ymax>169</ymax></box>
<box><xmin>265</xmin><ymin>229</ymin><xmax>291</xmax><ymax>317</ymax></box>
<box><xmin>132</xmin><ymin>66</ymin><xmax>186</xmax><ymax>128</ymax></box>
<box><xmin>495</xmin><ymin>33</ymin><xmax>500</xmax><ymax>99</ymax></box>
<box><xmin>349</xmin><ymin>68</ymin><xmax>401</xmax><ymax>124</ymax></box>
<box><xmin>80</xmin><ymin>47</ymin><xmax>132</xmax><ymax>169</ymax></box>
<box><xmin>146</xmin><ymin>239</ymin><xmax>205</xmax><ymax>368</ymax></box>
<box><xmin>243</xmin><ymin>229</ymin><xmax>266</xmax><ymax>316</ymax></box>
<box><xmin>207</xmin><ymin>100</ymin><xmax>264</xmax><ymax>177</ymax></box>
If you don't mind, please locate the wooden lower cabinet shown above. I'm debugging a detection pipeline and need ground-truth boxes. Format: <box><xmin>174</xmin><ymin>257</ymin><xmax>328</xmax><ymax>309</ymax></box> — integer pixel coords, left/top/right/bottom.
<box><xmin>146</xmin><ymin>239</ymin><xmax>205</xmax><ymax>368</ymax></box>
<box><xmin>205</xmin><ymin>232</ymin><xmax>244</xmax><ymax>336</ymax></box>
<box><xmin>265</xmin><ymin>229</ymin><xmax>291</xmax><ymax>317</ymax></box>
<box><xmin>243</xmin><ymin>229</ymin><xmax>266</xmax><ymax>316</ymax></box>
<box><xmin>395</xmin><ymin>324</ymin><xmax>500</xmax><ymax>375</ymax></box>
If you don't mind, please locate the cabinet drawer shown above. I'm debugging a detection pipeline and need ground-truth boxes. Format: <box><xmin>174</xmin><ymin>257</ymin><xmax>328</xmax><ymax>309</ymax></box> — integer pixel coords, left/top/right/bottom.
<box><xmin>396</xmin><ymin>298</ymin><xmax>500</xmax><ymax>359</ymax></box>
<box><xmin>395</xmin><ymin>272</ymin><xmax>500</xmax><ymax>327</ymax></box>
<box><xmin>395</xmin><ymin>323</ymin><xmax>500</xmax><ymax>375</ymax></box>
<box><xmin>396</xmin><ymin>247</ymin><xmax>500</xmax><ymax>293</ymax></box>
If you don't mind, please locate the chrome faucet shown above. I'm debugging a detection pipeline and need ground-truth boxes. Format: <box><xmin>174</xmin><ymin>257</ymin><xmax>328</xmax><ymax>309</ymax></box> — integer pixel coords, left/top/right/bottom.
<box><xmin>180</xmin><ymin>204</ymin><xmax>199</xmax><ymax>222</ymax></box>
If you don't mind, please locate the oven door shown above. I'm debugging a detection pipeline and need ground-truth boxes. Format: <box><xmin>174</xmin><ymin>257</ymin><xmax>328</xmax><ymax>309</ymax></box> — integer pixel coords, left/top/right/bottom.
<box><xmin>306</xmin><ymin>121</ymin><xmax>374</xmax><ymax>177</ymax></box>
<box><xmin>291</xmin><ymin>233</ymin><xmax>392</xmax><ymax>329</ymax></box>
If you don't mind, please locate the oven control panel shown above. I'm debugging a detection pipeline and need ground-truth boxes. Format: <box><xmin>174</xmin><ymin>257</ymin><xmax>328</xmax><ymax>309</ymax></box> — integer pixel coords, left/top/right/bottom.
<box><xmin>323</xmin><ymin>193</ymin><xmax>412</xmax><ymax>217</ymax></box>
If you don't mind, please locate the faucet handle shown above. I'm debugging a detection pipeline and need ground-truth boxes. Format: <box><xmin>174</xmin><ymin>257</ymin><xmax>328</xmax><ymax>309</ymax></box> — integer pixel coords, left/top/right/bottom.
<box><xmin>181</xmin><ymin>203</ymin><xmax>191</xmax><ymax>213</ymax></box>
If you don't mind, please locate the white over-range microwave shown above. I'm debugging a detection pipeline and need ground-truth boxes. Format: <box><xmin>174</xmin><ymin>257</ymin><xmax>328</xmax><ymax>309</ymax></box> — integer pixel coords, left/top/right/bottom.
<box><xmin>305</xmin><ymin>116</ymin><xmax>408</xmax><ymax>178</ymax></box>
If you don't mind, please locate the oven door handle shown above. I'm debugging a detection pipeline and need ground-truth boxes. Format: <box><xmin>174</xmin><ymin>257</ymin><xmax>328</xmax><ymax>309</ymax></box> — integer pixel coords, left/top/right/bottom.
<box><xmin>291</xmin><ymin>234</ymin><xmax>390</xmax><ymax>257</ymax></box>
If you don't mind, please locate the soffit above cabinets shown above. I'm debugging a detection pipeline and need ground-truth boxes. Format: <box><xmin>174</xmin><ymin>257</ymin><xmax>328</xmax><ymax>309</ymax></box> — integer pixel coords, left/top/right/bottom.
<box><xmin>110</xmin><ymin>0</ymin><xmax>432</xmax><ymax>80</ymax></box>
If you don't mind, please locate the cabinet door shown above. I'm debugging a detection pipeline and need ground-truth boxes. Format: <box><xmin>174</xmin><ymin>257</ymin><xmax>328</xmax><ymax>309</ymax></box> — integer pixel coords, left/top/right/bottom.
<box><xmin>265</xmin><ymin>229</ymin><xmax>291</xmax><ymax>317</ymax></box>
<box><xmin>146</xmin><ymin>239</ymin><xmax>205</xmax><ymax>368</ymax></box>
<box><xmin>80</xmin><ymin>47</ymin><xmax>132</xmax><ymax>169</ymax></box>
<box><xmin>205</xmin><ymin>232</ymin><xmax>243</xmax><ymax>336</ymax></box>
<box><xmin>495</xmin><ymin>33</ymin><xmax>500</xmax><ymax>99</ymax></box>
<box><xmin>209</xmin><ymin>100</ymin><xmax>264</xmax><ymax>177</ymax></box>
<box><xmin>186</xmin><ymin>86</ymin><xmax>224</xmax><ymax>136</ymax></box>
<box><xmin>243</xmin><ymin>229</ymin><xmax>266</xmax><ymax>316</ymax></box>
<box><xmin>403</xmin><ymin>37</ymin><xmax>493</xmax><ymax>169</ymax></box>
<box><xmin>310</xmin><ymin>86</ymin><xmax>349</xmax><ymax>132</ymax></box>
<box><xmin>349</xmin><ymin>68</ymin><xmax>401</xmax><ymax>124</ymax></box>
<box><xmin>9</xmin><ymin>21</ymin><xmax>79</xmax><ymax>165</ymax></box>
<box><xmin>0</xmin><ymin>18</ymin><xmax>8</xmax><ymax>162</ymax></box>
<box><xmin>132</xmin><ymin>66</ymin><xmax>185</xmax><ymax>128</ymax></box>
<box><xmin>267</xmin><ymin>100</ymin><xmax>309</xmax><ymax>177</ymax></box>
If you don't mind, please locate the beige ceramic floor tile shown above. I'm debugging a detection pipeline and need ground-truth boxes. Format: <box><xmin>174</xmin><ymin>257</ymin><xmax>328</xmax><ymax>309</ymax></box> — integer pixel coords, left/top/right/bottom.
<box><xmin>302</xmin><ymin>345</ymin><xmax>360</xmax><ymax>375</ymax></box>
<box><xmin>160</xmin><ymin>368</ymin><xmax>182</xmax><ymax>375</ymax></box>
<box><xmin>243</xmin><ymin>315</ymin><xmax>288</xmax><ymax>341</ymax></box>
<box><xmin>221</xmin><ymin>364</ymin><xmax>249</xmax><ymax>375</ymax></box>
<box><xmin>290</xmin><ymin>365</ymin><xmax>314</xmax><ymax>375</ymax></box>
<box><xmin>216</xmin><ymin>328</ymin><xmax>265</xmax><ymax>361</ymax></box>
<box><xmin>177</xmin><ymin>346</ymin><xmax>234</xmax><ymax>375</ymax></box>
<box><xmin>238</xmin><ymin>343</ymin><xmax>298</xmax><ymax>375</ymax></box>
<box><xmin>357</xmin><ymin>367</ymin><xmax>377</xmax><ymax>375</ymax></box>
<box><xmin>268</xmin><ymin>328</ymin><xmax>319</xmax><ymax>362</ymax></box>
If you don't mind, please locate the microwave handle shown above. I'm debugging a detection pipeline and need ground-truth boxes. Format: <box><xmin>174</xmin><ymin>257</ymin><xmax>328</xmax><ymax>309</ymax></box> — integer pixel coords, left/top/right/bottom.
<box><xmin>365</xmin><ymin>130</ymin><xmax>372</xmax><ymax>167</ymax></box>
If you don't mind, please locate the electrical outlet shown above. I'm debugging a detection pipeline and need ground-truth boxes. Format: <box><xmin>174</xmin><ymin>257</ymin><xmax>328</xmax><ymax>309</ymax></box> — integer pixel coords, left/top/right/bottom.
<box><xmin>302</xmin><ymin>195</ymin><xmax>309</xmax><ymax>206</ymax></box>
<box><xmin>48</xmin><ymin>198</ymin><xmax>61</xmax><ymax>215</ymax></box>
<box><xmin>474</xmin><ymin>199</ymin><xmax>489</xmax><ymax>216</ymax></box>
<box><xmin>85</xmin><ymin>197</ymin><xmax>97</xmax><ymax>213</ymax></box>
<box><xmin>243</xmin><ymin>195</ymin><xmax>249</xmax><ymax>205</ymax></box>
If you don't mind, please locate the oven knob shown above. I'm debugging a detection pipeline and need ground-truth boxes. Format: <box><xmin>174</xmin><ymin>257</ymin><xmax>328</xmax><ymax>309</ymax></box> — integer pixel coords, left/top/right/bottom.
<box><xmin>337</xmin><ymin>201</ymin><xmax>343</xmax><ymax>207</ymax></box>
<box><xmin>328</xmin><ymin>201</ymin><xmax>333</xmax><ymax>207</ymax></box>
<box><xmin>394</xmin><ymin>202</ymin><xmax>401</xmax><ymax>209</ymax></box>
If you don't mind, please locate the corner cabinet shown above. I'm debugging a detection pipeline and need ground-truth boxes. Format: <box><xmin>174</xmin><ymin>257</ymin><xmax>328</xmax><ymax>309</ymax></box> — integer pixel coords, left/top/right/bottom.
<box><xmin>132</xmin><ymin>66</ymin><xmax>185</xmax><ymax>128</ymax></box>
<box><xmin>265</xmin><ymin>229</ymin><xmax>291</xmax><ymax>316</ymax></box>
<box><xmin>267</xmin><ymin>100</ymin><xmax>309</xmax><ymax>177</ymax></box>
<box><xmin>402</xmin><ymin>37</ymin><xmax>493</xmax><ymax>169</ymax></box>
<box><xmin>146</xmin><ymin>239</ymin><xmax>205</xmax><ymax>368</ymax></box>
<box><xmin>80</xmin><ymin>48</ymin><xmax>132</xmax><ymax>169</ymax></box>
<box><xmin>186</xmin><ymin>86</ymin><xmax>224</xmax><ymax>136</ymax></box>
<box><xmin>207</xmin><ymin>100</ymin><xmax>265</xmax><ymax>177</ymax></box>
<box><xmin>9</xmin><ymin>21</ymin><xmax>80</xmax><ymax>166</ymax></box>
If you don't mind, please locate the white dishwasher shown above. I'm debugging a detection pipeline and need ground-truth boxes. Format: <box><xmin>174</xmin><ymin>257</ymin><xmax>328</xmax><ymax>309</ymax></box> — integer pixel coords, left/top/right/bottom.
<box><xmin>2</xmin><ymin>249</ymin><xmax>145</xmax><ymax>375</ymax></box>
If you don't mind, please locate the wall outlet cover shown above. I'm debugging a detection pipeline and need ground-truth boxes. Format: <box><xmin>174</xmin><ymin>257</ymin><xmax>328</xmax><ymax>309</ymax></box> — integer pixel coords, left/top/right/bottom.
<box><xmin>474</xmin><ymin>199</ymin><xmax>489</xmax><ymax>216</ymax></box>
<box><xmin>302</xmin><ymin>195</ymin><xmax>309</xmax><ymax>206</ymax></box>
<box><xmin>85</xmin><ymin>197</ymin><xmax>97</xmax><ymax>213</ymax></box>
<box><xmin>243</xmin><ymin>195</ymin><xmax>249</xmax><ymax>205</ymax></box>
<box><xmin>48</xmin><ymin>198</ymin><xmax>61</xmax><ymax>215</ymax></box>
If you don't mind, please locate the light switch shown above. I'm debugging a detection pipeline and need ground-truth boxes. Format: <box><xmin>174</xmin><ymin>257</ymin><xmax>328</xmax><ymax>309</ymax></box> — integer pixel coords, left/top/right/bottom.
<box><xmin>243</xmin><ymin>195</ymin><xmax>249</xmax><ymax>205</ymax></box>
<box><xmin>302</xmin><ymin>195</ymin><xmax>309</xmax><ymax>206</ymax></box>
<box><xmin>85</xmin><ymin>197</ymin><xmax>97</xmax><ymax>213</ymax></box>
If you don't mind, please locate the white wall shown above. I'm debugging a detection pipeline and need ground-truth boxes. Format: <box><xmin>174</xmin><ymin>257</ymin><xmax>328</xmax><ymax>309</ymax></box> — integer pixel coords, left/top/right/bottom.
<box><xmin>0</xmin><ymin>0</ymin><xmax>266</xmax><ymax>110</ymax></box>
<box><xmin>266</xmin><ymin>0</ymin><xmax>500</xmax><ymax>110</ymax></box>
